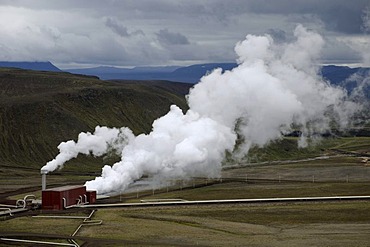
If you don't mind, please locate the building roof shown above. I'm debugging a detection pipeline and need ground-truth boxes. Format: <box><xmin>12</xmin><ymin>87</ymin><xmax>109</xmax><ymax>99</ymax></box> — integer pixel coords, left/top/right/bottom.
<box><xmin>44</xmin><ymin>185</ymin><xmax>86</xmax><ymax>192</ymax></box>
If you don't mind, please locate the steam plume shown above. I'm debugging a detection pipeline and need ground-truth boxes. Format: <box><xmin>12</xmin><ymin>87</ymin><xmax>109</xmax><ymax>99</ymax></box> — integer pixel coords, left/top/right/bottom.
<box><xmin>42</xmin><ymin>25</ymin><xmax>360</xmax><ymax>194</ymax></box>
<box><xmin>41</xmin><ymin>126</ymin><xmax>133</xmax><ymax>172</ymax></box>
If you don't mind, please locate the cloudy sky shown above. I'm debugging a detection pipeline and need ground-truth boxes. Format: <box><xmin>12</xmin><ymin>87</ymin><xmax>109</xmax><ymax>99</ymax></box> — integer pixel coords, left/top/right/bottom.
<box><xmin>0</xmin><ymin>0</ymin><xmax>369</xmax><ymax>69</ymax></box>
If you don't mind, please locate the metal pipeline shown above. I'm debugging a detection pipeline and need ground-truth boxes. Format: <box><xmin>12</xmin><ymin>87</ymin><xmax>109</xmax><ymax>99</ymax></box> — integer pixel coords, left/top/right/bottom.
<box><xmin>15</xmin><ymin>200</ymin><xmax>26</xmax><ymax>208</ymax></box>
<box><xmin>0</xmin><ymin>238</ymin><xmax>77</xmax><ymax>247</ymax></box>
<box><xmin>0</xmin><ymin>208</ymin><xmax>13</xmax><ymax>216</ymax></box>
<box><xmin>62</xmin><ymin>198</ymin><xmax>81</xmax><ymax>209</ymax></box>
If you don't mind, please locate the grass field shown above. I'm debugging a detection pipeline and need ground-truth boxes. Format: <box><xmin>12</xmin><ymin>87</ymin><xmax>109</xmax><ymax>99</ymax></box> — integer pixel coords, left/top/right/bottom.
<box><xmin>1</xmin><ymin>201</ymin><xmax>369</xmax><ymax>246</ymax></box>
<box><xmin>1</xmin><ymin>136</ymin><xmax>370</xmax><ymax>246</ymax></box>
<box><xmin>76</xmin><ymin>202</ymin><xmax>370</xmax><ymax>246</ymax></box>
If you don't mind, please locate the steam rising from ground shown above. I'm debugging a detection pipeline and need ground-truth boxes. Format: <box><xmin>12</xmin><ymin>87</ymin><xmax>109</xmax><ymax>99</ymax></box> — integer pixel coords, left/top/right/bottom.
<box><xmin>42</xmin><ymin>25</ymin><xmax>361</xmax><ymax>194</ymax></box>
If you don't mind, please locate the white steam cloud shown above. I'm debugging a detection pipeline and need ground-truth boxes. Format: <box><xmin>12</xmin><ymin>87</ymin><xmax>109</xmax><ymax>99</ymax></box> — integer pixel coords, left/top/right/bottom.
<box><xmin>42</xmin><ymin>25</ymin><xmax>360</xmax><ymax>194</ymax></box>
<box><xmin>41</xmin><ymin>126</ymin><xmax>133</xmax><ymax>172</ymax></box>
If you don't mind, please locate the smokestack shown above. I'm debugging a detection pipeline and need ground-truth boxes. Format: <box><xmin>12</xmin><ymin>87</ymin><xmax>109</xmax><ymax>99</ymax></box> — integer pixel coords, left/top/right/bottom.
<box><xmin>41</xmin><ymin>169</ymin><xmax>47</xmax><ymax>191</ymax></box>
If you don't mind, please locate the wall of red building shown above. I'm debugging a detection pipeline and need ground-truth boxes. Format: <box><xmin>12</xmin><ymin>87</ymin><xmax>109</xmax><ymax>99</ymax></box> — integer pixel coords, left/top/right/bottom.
<box><xmin>42</xmin><ymin>186</ymin><xmax>98</xmax><ymax>210</ymax></box>
<box><xmin>86</xmin><ymin>191</ymin><xmax>97</xmax><ymax>204</ymax></box>
<box><xmin>41</xmin><ymin>191</ymin><xmax>63</xmax><ymax>210</ymax></box>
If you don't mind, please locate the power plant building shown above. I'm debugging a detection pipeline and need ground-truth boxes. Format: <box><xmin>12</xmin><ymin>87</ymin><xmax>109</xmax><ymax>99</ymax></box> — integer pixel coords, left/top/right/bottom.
<box><xmin>42</xmin><ymin>185</ymin><xmax>96</xmax><ymax>210</ymax></box>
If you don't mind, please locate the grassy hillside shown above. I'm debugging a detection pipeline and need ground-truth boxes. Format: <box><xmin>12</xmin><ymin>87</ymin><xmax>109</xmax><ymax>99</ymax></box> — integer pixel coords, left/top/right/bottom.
<box><xmin>0</xmin><ymin>68</ymin><xmax>191</xmax><ymax>169</ymax></box>
<box><xmin>0</xmin><ymin>67</ymin><xmax>368</xmax><ymax>187</ymax></box>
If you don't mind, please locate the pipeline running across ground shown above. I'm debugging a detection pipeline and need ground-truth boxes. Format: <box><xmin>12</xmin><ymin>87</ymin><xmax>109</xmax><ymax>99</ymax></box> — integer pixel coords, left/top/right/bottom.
<box><xmin>76</xmin><ymin>195</ymin><xmax>370</xmax><ymax>208</ymax></box>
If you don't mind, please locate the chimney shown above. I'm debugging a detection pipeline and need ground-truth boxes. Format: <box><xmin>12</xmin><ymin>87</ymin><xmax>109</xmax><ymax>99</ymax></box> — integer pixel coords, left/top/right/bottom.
<box><xmin>41</xmin><ymin>170</ymin><xmax>47</xmax><ymax>191</ymax></box>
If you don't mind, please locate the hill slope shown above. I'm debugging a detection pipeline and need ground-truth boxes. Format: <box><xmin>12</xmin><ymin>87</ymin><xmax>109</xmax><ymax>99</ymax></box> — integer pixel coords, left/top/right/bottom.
<box><xmin>0</xmin><ymin>68</ymin><xmax>191</xmax><ymax>169</ymax></box>
<box><xmin>0</xmin><ymin>61</ymin><xmax>61</xmax><ymax>72</ymax></box>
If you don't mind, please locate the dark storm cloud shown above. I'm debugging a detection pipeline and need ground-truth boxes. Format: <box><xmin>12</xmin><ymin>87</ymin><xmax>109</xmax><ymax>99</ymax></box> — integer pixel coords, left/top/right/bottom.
<box><xmin>105</xmin><ymin>18</ymin><xmax>130</xmax><ymax>37</ymax></box>
<box><xmin>156</xmin><ymin>29</ymin><xmax>190</xmax><ymax>45</ymax></box>
<box><xmin>105</xmin><ymin>17</ymin><xmax>144</xmax><ymax>37</ymax></box>
<box><xmin>245</xmin><ymin>0</ymin><xmax>370</xmax><ymax>34</ymax></box>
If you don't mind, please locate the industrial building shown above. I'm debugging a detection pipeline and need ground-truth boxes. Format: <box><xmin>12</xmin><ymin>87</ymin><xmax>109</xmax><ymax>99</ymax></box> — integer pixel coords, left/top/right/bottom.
<box><xmin>40</xmin><ymin>171</ymin><xmax>96</xmax><ymax>210</ymax></box>
<box><xmin>42</xmin><ymin>185</ymin><xmax>96</xmax><ymax>210</ymax></box>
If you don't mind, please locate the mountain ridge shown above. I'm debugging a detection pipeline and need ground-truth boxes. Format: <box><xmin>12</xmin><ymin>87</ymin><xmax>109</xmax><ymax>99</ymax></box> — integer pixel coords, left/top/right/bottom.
<box><xmin>1</xmin><ymin>61</ymin><xmax>369</xmax><ymax>99</ymax></box>
<box><xmin>0</xmin><ymin>61</ymin><xmax>61</xmax><ymax>72</ymax></box>
<box><xmin>66</xmin><ymin>63</ymin><xmax>370</xmax><ymax>88</ymax></box>
<box><xmin>1</xmin><ymin>60</ymin><xmax>369</xmax><ymax>88</ymax></box>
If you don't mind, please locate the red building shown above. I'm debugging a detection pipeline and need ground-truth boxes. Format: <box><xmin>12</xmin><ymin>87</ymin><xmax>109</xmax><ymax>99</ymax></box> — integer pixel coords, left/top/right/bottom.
<box><xmin>42</xmin><ymin>185</ymin><xmax>96</xmax><ymax>210</ymax></box>
<box><xmin>86</xmin><ymin>190</ymin><xmax>97</xmax><ymax>204</ymax></box>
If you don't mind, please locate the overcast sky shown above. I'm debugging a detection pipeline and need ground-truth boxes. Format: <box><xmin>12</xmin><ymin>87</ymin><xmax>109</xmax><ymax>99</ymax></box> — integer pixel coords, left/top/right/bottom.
<box><xmin>0</xmin><ymin>0</ymin><xmax>369</xmax><ymax>69</ymax></box>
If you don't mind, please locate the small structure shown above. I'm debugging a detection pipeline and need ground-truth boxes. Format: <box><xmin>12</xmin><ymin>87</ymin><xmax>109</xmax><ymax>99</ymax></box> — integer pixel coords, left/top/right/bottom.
<box><xmin>42</xmin><ymin>185</ymin><xmax>96</xmax><ymax>210</ymax></box>
<box><xmin>86</xmin><ymin>190</ymin><xmax>97</xmax><ymax>204</ymax></box>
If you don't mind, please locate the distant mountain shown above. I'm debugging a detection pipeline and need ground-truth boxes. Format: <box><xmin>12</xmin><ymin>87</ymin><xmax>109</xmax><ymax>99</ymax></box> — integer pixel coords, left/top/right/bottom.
<box><xmin>320</xmin><ymin>65</ymin><xmax>361</xmax><ymax>84</ymax></box>
<box><xmin>320</xmin><ymin>65</ymin><xmax>370</xmax><ymax>101</ymax></box>
<box><xmin>0</xmin><ymin>61</ymin><xmax>62</xmax><ymax>72</ymax></box>
<box><xmin>66</xmin><ymin>65</ymin><xmax>183</xmax><ymax>81</ymax></box>
<box><xmin>66</xmin><ymin>63</ymin><xmax>237</xmax><ymax>83</ymax></box>
<box><xmin>1</xmin><ymin>61</ymin><xmax>359</xmax><ymax>97</ymax></box>
<box><xmin>167</xmin><ymin>63</ymin><xmax>237</xmax><ymax>83</ymax></box>
<box><xmin>170</xmin><ymin>64</ymin><xmax>370</xmax><ymax>87</ymax></box>
<box><xmin>1</xmin><ymin>61</ymin><xmax>368</xmax><ymax>89</ymax></box>
<box><xmin>65</xmin><ymin>63</ymin><xmax>370</xmax><ymax>91</ymax></box>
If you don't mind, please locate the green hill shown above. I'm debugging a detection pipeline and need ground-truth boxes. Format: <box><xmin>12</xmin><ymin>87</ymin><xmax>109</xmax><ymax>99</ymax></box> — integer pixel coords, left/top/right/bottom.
<box><xmin>0</xmin><ymin>68</ymin><xmax>191</xmax><ymax>169</ymax></box>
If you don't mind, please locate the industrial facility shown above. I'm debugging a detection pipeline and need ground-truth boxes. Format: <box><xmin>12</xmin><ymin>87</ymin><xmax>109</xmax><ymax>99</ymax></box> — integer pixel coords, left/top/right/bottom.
<box><xmin>41</xmin><ymin>170</ymin><xmax>96</xmax><ymax>210</ymax></box>
<box><xmin>42</xmin><ymin>185</ymin><xmax>96</xmax><ymax>210</ymax></box>
<box><xmin>0</xmin><ymin>172</ymin><xmax>97</xmax><ymax>219</ymax></box>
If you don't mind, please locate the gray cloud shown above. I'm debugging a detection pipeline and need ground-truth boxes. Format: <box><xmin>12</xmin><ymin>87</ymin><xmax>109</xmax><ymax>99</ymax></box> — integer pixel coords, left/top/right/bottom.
<box><xmin>362</xmin><ymin>7</ymin><xmax>370</xmax><ymax>32</ymax></box>
<box><xmin>105</xmin><ymin>17</ymin><xmax>144</xmax><ymax>37</ymax></box>
<box><xmin>3</xmin><ymin>1</ymin><xmax>369</xmax><ymax>34</ymax></box>
<box><xmin>322</xmin><ymin>37</ymin><xmax>363</xmax><ymax>64</ymax></box>
<box><xmin>266</xmin><ymin>28</ymin><xmax>287</xmax><ymax>43</ymax></box>
<box><xmin>105</xmin><ymin>17</ymin><xmax>130</xmax><ymax>37</ymax></box>
<box><xmin>156</xmin><ymin>29</ymin><xmax>190</xmax><ymax>45</ymax></box>
<box><xmin>0</xmin><ymin>0</ymin><xmax>369</xmax><ymax>68</ymax></box>
<box><xmin>246</xmin><ymin>0</ymin><xmax>369</xmax><ymax>34</ymax></box>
